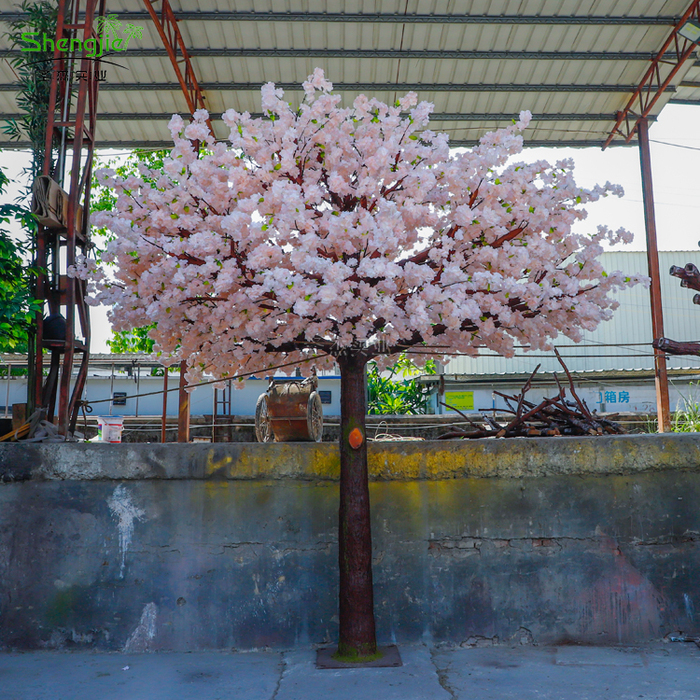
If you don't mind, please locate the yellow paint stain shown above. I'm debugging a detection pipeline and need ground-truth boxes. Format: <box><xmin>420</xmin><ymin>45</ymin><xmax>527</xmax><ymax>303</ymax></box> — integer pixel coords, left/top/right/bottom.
<box><xmin>369</xmin><ymin>447</ymin><xmax>486</xmax><ymax>480</ymax></box>
<box><xmin>203</xmin><ymin>480</ymin><xmax>231</xmax><ymax>499</ymax></box>
<box><xmin>309</xmin><ymin>447</ymin><xmax>340</xmax><ymax>479</ymax></box>
<box><xmin>205</xmin><ymin>449</ymin><xmax>233</xmax><ymax>477</ymax></box>
<box><xmin>233</xmin><ymin>445</ymin><xmax>340</xmax><ymax>480</ymax></box>
<box><xmin>194</xmin><ymin>436</ymin><xmax>689</xmax><ymax>484</ymax></box>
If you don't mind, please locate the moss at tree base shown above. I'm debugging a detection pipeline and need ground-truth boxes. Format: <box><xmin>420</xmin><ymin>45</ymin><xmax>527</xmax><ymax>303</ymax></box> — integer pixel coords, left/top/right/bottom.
<box><xmin>332</xmin><ymin>646</ymin><xmax>383</xmax><ymax>664</ymax></box>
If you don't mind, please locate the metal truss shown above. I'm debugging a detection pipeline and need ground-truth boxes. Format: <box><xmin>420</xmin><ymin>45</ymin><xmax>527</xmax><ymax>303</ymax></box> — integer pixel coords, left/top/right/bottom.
<box><xmin>604</xmin><ymin>0</ymin><xmax>700</xmax><ymax>148</ymax></box>
<box><xmin>0</xmin><ymin>111</ymin><xmax>630</xmax><ymax>123</ymax></box>
<box><xmin>0</xmin><ymin>82</ymin><xmax>649</xmax><ymax>93</ymax></box>
<box><xmin>0</xmin><ymin>11</ymin><xmax>681</xmax><ymax>25</ymax></box>
<box><xmin>34</xmin><ymin>0</ymin><xmax>106</xmax><ymax>434</ymax></box>
<box><xmin>142</xmin><ymin>0</ymin><xmax>212</xmax><ymax>137</ymax></box>
<box><xmin>2</xmin><ymin>47</ymin><xmax>657</xmax><ymax>61</ymax></box>
<box><xmin>3</xmin><ymin>139</ymin><xmax>626</xmax><ymax>150</ymax></box>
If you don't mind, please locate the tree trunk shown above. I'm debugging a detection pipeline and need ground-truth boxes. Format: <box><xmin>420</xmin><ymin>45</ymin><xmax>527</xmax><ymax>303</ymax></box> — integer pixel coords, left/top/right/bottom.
<box><xmin>336</xmin><ymin>351</ymin><xmax>378</xmax><ymax>659</ymax></box>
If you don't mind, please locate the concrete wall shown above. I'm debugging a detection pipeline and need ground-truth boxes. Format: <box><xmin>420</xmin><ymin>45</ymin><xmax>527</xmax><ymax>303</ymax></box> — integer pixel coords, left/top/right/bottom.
<box><xmin>1</xmin><ymin>436</ymin><xmax>700</xmax><ymax>651</ymax></box>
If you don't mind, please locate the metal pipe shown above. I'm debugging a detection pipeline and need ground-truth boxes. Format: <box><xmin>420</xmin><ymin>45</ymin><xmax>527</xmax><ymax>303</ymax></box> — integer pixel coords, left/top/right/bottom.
<box><xmin>638</xmin><ymin>117</ymin><xmax>671</xmax><ymax>432</ymax></box>
<box><xmin>161</xmin><ymin>367</ymin><xmax>168</xmax><ymax>443</ymax></box>
<box><xmin>212</xmin><ymin>385</ymin><xmax>217</xmax><ymax>443</ymax></box>
<box><xmin>0</xmin><ymin>10</ymin><xmax>680</xmax><ymax>24</ymax></box>
<box><xmin>109</xmin><ymin>362</ymin><xmax>114</xmax><ymax>416</ymax></box>
<box><xmin>4</xmin><ymin>364</ymin><xmax>10</xmax><ymax>417</ymax></box>
<box><xmin>177</xmin><ymin>360</ymin><xmax>190</xmax><ymax>442</ymax></box>
<box><xmin>135</xmin><ymin>363</ymin><xmax>140</xmax><ymax>417</ymax></box>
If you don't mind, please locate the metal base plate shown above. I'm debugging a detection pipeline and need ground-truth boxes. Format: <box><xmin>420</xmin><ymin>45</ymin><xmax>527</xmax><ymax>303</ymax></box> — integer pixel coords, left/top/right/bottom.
<box><xmin>316</xmin><ymin>645</ymin><xmax>403</xmax><ymax>669</ymax></box>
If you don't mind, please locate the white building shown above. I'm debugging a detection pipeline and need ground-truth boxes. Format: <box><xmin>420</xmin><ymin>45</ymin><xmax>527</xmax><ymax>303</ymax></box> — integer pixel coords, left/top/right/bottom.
<box><xmin>432</xmin><ymin>250</ymin><xmax>700</xmax><ymax>416</ymax></box>
<box><xmin>2</xmin><ymin>250</ymin><xmax>700</xmax><ymax>420</ymax></box>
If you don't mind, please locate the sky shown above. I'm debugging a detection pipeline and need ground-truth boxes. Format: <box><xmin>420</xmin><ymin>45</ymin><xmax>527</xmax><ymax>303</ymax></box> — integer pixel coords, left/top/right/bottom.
<box><xmin>1</xmin><ymin>102</ymin><xmax>700</xmax><ymax>353</ymax></box>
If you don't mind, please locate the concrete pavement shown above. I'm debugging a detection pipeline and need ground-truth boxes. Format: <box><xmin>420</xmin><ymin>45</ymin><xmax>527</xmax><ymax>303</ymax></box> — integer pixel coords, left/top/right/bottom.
<box><xmin>1</xmin><ymin>643</ymin><xmax>699</xmax><ymax>700</ymax></box>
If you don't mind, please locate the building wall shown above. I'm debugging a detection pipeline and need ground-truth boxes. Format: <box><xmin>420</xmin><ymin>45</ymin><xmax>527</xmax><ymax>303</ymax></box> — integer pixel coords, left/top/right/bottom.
<box><xmin>438</xmin><ymin>378</ymin><xmax>694</xmax><ymax>416</ymax></box>
<box><xmin>444</xmin><ymin>250</ymin><xmax>700</xmax><ymax>376</ymax></box>
<box><xmin>1</xmin><ymin>436</ymin><xmax>699</xmax><ymax>651</ymax></box>
<box><xmin>0</xmin><ymin>375</ymin><xmax>343</xmax><ymax>418</ymax></box>
<box><xmin>3</xmin><ymin>251</ymin><xmax>699</xmax><ymax>419</ymax></box>
<box><xmin>5</xmin><ymin>371</ymin><xmax>699</xmax><ymax>420</ymax></box>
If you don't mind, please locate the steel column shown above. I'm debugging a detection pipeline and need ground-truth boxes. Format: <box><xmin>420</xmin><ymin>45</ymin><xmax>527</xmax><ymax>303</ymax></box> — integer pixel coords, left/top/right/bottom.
<box><xmin>177</xmin><ymin>360</ymin><xmax>190</xmax><ymax>442</ymax></box>
<box><xmin>4</xmin><ymin>364</ymin><xmax>10</xmax><ymax>417</ymax></box>
<box><xmin>161</xmin><ymin>367</ymin><xmax>168</xmax><ymax>443</ymax></box>
<box><xmin>638</xmin><ymin>118</ymin><xmax>671</xmax><ymax>432</ymax></box>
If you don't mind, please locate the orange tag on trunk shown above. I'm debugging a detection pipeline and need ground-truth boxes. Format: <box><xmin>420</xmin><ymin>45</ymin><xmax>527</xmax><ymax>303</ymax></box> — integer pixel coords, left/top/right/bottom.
<box><xmin>349</xmin><ymin>428</ymin><xmax>364</xmax><ymax>450</ymax></box>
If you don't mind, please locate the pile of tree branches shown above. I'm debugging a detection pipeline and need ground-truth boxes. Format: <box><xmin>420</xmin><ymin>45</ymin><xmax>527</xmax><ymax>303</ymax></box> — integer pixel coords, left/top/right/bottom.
<box><xmin>438</xmin><ymin>351</ymin><xmax>626</xmax><ymax>439</ymax></box>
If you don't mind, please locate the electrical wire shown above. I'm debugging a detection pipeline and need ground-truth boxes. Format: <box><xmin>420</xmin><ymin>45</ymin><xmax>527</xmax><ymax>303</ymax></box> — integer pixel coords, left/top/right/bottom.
<box><xmin>82</xmin><ymin>352</ymin><xmax>330</xmax><ymax>406</ymax></box>
<box><xmin>650</xmin><ymin>139</ymin><xmax>700</xmax><ymax>152</ymax></box>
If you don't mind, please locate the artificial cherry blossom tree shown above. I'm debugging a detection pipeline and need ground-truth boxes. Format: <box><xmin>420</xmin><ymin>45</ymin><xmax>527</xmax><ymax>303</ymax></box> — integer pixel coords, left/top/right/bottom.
<box><xmin>78</xmin><ymin>69</ymin><xmax>644</xmax><ymax>660</ymax></box>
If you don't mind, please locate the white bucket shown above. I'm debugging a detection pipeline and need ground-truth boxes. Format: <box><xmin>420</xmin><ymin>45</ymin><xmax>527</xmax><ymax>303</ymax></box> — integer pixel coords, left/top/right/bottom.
<box><xmin>97</xmin><ymin>416</ymin><xmax>124</xmax><ymax>443</ymax></box>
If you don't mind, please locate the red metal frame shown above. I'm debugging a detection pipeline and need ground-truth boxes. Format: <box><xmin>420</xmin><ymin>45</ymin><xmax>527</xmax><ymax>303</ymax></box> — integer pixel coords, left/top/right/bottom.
<box><xmin>142</xmin><ymin>0</ymin><xmax>216</xmax><ymax>441</ymax></box>
<box><xmin>34</xmin><ymin>0</ymin><xmax>106</xmax><ymax>434</ymax></box>
<box><xmin>637</xmin><ymin>118</ymin><xmax>672</xmax><ymax>432</ymax></box>
<box><xmin>142</xmin><ymin>0</ymin><xmax>213</xmax><ymax>137</ymax></box>
<box><xmin>604</xmin><ymin>0</ymin><xmax>700</xmax><ymax>148</ymax></box>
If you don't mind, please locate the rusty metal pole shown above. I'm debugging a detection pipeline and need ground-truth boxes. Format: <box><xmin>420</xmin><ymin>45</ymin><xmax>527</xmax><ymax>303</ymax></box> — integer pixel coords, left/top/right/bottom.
<box><xmin>177</xmin><ymin>360</ymin><xmax>190</xmax><ymax>442</ymax></box>
<box><xmin>638</xmin><ymin>117</ymin><xmax>671</xmax><ymax>432</ymax></box>
<box><xmin>161</xmin><ymin>367</ymin><xmax>168</xmax><ymax>443</ymax></box>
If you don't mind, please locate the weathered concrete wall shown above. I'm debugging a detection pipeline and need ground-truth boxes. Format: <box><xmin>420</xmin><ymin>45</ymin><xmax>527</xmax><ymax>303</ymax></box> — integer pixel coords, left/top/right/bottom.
<box><xmin>1</xmin><ymin>435</ymin><xmax>699</xmax><ymax>651</ymax></box>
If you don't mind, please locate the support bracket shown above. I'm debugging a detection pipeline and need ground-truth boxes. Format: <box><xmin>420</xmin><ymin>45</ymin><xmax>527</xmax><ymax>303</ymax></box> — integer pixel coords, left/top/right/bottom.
<box><xmin>604</xmin><ymin>0</ymin><xmax>700</xmax><ymax>148</ymax></box>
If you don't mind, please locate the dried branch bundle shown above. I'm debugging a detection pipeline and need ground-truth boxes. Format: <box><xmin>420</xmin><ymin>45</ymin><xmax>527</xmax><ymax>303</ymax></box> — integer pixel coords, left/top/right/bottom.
<box><xmin>438</xmin><ymin>351</ymin><xmax>625</xmax><ymax>439</ymax></box>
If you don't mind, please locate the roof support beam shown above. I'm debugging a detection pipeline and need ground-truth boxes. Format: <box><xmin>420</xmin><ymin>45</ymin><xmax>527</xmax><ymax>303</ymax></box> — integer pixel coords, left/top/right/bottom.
<box><xmin>0</xmin><ymin>82</ymin><xmax>649</xmax><ymax>93</ymax></box>
<box><xmin>1</xmin><ymin>139</ymin><xmax>626</xmax><ymax>150</ymax></box>
<box><xmin>604</xmin><ymin>0</ymin><xmax>700</xmax><ymax>148</ymax></box>
<box><xmin>0</xmin><ymin>112</ymin><xmax>626</xmax><ymax>122</ymax></box>
<box><xmin>0</xmin><ymin>48</ymin><xmax>663</xmax><ymax>61</ymax></box>
<box><xmin>141</xmin><ymin>0</ymin><xmax>212</xmax><ymax>136</ymax></box>
<box><xmin>0</xmin><ymin>11</ymin><xmax>680</xmax><ymax>25</ymax></box>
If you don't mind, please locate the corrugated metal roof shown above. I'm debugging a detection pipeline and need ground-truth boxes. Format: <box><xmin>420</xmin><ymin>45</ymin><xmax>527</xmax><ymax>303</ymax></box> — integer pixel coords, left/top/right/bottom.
<box><xmin>0</xmin><ymin>1</ymin><xmax>697</xmax><ymax>148</ymax></box>
<box><xmin>440</xmin><ymin>250</ymin><xmax>700</xmax><ymax>377</ymax></box>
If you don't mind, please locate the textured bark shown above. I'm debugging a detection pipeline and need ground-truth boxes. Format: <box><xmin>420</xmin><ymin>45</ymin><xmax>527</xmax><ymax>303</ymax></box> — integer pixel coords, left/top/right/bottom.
<box><xmin>336</xmin><ymin>352</ymin><xmax>377</xmax><ymax>658</ymax></box>
<box><xmin>670</xmin><ymin>263</ymin><xmax>700</xmax><ymax>293</ymax></box>
<box><xmin>653</xmin><ymin>337</ymin><xmax>700</xmax><ymax>356</ymax></box>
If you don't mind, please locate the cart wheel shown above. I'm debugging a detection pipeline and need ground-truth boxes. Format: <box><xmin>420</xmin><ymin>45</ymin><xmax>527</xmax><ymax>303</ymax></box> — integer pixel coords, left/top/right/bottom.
<box><xmin>307</xmin><ymin>391</ymin><xmax>324</xmax><ymax>442</ymax></box>
<box><xmin>255</xmin><ymin>394</ymin><xmax>274</xmax><ymax>443</ymax></box>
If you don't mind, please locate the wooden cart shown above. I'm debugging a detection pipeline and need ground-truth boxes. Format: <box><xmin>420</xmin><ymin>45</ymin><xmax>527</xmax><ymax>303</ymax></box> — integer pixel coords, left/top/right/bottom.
<box><xmin>255</xmin><ymin>375</ymin><xmax>323</xmax><ymax>443</ymax></box>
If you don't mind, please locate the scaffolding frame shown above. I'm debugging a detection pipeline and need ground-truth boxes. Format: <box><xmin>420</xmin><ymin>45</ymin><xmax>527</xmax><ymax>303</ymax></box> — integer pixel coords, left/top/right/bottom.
<box><xmin>33</xmin><ymin>0</ymin><xmax>105</xmax><ymax>434</ymax></box>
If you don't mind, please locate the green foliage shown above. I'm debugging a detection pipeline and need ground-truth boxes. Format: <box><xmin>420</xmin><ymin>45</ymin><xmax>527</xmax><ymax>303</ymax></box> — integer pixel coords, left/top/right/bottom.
<box><xmin>91</xmin><ymin>149</ymin><xmax>169</xmax><ymax>352</ymax></box>
<box><xmin>91</xmin><ymin>148</ymin><xmax>169</xmax><ymax>236</ymax></box>
<box><xmin>106</xmin><ymin>323</ymin><xmax>156</xmax><ymax>354</ymax></box>
<box><xmin>0</xmin><ymin>365</ymin><xmax>29</xmax><ymax>377</ymax></box>
<box><xmin>367</xmin><ymin>353</ymin><xmax>437</xmax><ymax>415</ymax></box>
<box><xmin>0</xmin><ymin>167</ymin><xmax>40</xmax><ymax>352</ymax></box>
<box><xmin>2</xmin><ymin>0</ymin><xmax>60</xmax><ymax>192</ymax></box>
<box><xmin>672</xmin><ymin>383</ymin><xmax>700</xmax><ymax>433</ymax></box>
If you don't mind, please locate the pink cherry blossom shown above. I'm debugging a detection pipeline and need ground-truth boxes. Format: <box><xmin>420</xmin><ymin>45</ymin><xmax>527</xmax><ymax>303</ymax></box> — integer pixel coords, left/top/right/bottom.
<box><xmin>74</xmin><ymin>69</ymin><xmax>646</xmax><ymax>385</ymax></box>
